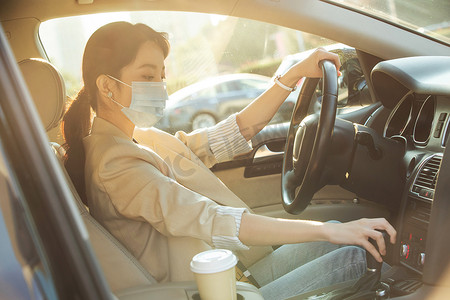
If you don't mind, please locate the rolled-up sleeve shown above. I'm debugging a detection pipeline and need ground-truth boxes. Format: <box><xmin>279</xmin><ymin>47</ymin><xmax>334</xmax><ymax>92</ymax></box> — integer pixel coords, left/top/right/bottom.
<box><xmin>213</xmin><ymin>206</ymin><xmax>249</xmax><ymax>250</ymax></box>
<box><xmin>207</xmin><ymin>114</ymin><xmax>252</xmax><ymax>163</ymax></box>
<box><xmin>175</xmin><ymin>114</ymin><xmax>252</xmax><ymax>167</ymax></box>
<box><xmin>99</xmin><ymin>150</ymin><xmax>249</xmax><ymax>251</ymax></box>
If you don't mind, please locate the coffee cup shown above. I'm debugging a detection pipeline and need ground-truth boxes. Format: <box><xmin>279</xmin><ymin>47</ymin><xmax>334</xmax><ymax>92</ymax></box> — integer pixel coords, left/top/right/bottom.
<box><xmin>190</xmin><ymin>249</ymin><xmax>238</xmax><ymax>300</ymax></box>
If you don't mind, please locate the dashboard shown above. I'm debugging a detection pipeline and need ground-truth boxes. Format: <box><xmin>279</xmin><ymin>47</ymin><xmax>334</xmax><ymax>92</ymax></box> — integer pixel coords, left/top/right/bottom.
<box><xmin>383</xmin><ymin>93</ymin><xmax>449</xmax><ymax>150</ymax></box>
<box><xmin>380</xmin><ymin>93</ymin><xmax>450</xmax><ymax>276</ymax></box>
<box><xmin>370</xmin><ymin>56</ymin><xmax>450</xmax><ymax>293</ymax></box>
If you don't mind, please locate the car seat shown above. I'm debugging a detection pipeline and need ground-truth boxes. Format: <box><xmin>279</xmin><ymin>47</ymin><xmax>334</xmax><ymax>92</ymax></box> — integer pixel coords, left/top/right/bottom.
<box><xmin>18</xmin><ymin>58</ymin><xmax>157</xmax><ymax>292</ymax></box>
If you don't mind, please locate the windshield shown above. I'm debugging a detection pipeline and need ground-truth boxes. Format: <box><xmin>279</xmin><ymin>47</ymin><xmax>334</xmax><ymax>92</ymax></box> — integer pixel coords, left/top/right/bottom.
<box><xmin>327</xmin><ymin>0</ymin><xmax>450</xmax><ymax>45</ymax></box>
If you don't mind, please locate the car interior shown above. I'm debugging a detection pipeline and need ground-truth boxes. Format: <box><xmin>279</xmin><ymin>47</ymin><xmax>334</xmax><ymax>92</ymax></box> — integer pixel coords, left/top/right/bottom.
<box><xmin>0</xmin><ymin>0</ymin><xmax>449</xmax><ymax>299</ymax></box>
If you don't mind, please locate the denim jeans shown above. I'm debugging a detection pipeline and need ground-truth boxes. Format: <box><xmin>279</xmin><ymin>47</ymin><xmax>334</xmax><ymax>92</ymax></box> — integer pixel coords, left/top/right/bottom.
<box><xmin>248</xmin><ymin>241</ymin><xmax>368</xmax><ymax>300</ymax></box>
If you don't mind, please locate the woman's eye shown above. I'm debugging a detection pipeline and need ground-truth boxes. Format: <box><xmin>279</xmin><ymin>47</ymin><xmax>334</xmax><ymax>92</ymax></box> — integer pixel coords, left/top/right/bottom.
<box><xmin>142</xmin><ymin>75</ymin><xmax>165</xmax><ymax>81</ymax></box>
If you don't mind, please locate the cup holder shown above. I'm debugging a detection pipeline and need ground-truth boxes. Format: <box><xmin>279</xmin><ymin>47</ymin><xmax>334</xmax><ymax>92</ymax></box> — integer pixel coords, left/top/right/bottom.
<box><xmin>191</xmin><ymin>293</ymin><xmax>245</xmax><ymax>300</ymax></box>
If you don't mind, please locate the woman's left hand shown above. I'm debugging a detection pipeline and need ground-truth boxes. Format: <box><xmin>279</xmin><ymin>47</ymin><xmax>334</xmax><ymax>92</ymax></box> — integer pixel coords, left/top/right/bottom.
<box><xmin>323</xmin><ymin>218</ymin><xmax>397</xmax><ymax>262</ymax></box>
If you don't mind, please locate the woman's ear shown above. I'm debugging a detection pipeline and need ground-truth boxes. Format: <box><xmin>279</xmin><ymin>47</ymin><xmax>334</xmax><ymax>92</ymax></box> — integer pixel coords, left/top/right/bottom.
<box><xmin>96</xmin><ymin>74</ymin><xmax>114</xmax><ymax>98</ymax></box>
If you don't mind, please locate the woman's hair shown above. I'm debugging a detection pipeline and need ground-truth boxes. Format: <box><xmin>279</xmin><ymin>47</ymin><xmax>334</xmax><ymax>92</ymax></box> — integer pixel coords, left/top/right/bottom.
<box><xmin>62</xmin><ymin>22</ymin><xmax>170</xmax><ymax>205</ymax></box>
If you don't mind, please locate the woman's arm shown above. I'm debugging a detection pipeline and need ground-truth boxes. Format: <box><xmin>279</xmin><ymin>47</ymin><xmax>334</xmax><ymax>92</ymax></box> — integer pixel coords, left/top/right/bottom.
<box><xmin>238</xmin><ymin>213</ymin><xmax>397</xmax><ymax>263</ymax></box>
<box><xmin>236</xmin><ymin>48</ymin><xmax>341</xmax><ymax>141</ymax></box>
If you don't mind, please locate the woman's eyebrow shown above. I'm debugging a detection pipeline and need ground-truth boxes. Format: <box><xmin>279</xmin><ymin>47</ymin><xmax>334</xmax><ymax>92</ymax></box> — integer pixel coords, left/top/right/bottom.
<box><xmin>138</xmin><ymin>64</ymin><xmax>166</xmax><ymax>72</ymax></box>
<box><xmin>138</xmin><ymin>64</ymin><xmax>157</xmax><ymax>69</ymax></box>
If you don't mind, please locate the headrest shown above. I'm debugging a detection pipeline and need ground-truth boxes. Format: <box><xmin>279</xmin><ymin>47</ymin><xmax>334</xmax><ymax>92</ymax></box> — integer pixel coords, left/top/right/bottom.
<box><xmin>18</xmin><ymin>58</ymin><xmax>66</xmax><ymax>131</ymax></box>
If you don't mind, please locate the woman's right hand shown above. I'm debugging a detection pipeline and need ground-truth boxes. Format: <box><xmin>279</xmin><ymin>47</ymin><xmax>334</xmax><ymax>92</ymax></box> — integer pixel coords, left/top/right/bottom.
<box><xmin>323</xmin><ymin>218</ymin><xmax>397</xmax><ymax>262</ymax></box>
<box><xmin>286</xmin><ymin>47</ymin><xmax>341</xmax><ymax>80</ymax></box>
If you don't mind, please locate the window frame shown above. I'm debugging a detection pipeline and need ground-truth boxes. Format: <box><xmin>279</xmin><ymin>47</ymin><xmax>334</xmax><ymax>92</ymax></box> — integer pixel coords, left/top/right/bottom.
<box><xmin>0</xmin><ymin>24</ymin><xmax>112</xmax><ymax>300</ymax></box>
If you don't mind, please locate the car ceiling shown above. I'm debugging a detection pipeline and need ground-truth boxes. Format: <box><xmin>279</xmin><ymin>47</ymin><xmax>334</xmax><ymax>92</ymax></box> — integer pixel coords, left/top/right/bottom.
<box><xmin>1</xmin><ymin>0</ymin><xmax>449</xmax><ymax>61</ymax></box>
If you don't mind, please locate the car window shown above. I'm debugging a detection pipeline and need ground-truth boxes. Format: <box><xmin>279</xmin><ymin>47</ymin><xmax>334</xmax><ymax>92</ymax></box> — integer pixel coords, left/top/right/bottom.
<box><xmin>39</xmin><ymin>11</ymin><xmax>373</xmax><ymax>133</ymax></box>
<box><xmin>193</xmin><ymin>87</ymin><xmax>216</xmax><ymax>99</ymax></box>
<box><xmin>217</xmin><ymin>81</ymin><xmax>242</xmax><ymax>93</ymax></box>
<box><xmin>240</xmin><ymin>79</ymin><xmax>268</xmax><ymax>90</ymax></box>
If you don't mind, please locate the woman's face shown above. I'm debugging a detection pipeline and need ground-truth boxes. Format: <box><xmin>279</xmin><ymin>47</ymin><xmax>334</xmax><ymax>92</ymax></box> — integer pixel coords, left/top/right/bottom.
<box><xmin>113</xmin><ymin>40</ymin><xmax>166</xmax><ymax>108</ymax></box>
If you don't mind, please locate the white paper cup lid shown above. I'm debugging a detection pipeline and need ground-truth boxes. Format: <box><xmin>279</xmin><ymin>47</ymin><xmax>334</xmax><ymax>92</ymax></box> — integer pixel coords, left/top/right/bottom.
<box><xmin>190</xmin><ymin>249</ymin><xmax>237</xmax><ymax>274</ymax></box>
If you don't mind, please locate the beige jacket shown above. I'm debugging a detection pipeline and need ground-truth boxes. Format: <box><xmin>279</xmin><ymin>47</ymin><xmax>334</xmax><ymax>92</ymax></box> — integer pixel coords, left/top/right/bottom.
<box><xmin>84</xmin><ymin>117</ymin><xmax>272</xmax><ymax>282</ymax></box>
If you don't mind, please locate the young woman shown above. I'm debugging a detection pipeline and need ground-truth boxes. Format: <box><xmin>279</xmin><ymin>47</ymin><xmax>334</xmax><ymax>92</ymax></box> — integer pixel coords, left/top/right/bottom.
<box><xmin>63</xmin><ymin>22</ymin><xmax>396</xmax><ymax>299</ymax></box>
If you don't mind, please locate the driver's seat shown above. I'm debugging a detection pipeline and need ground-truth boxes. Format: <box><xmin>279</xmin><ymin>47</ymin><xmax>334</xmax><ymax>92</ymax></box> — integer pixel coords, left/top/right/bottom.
<box><xmin>18</xmin><ymin>58</ymin><xmax>157</xmax><ymax>292</ymax></box>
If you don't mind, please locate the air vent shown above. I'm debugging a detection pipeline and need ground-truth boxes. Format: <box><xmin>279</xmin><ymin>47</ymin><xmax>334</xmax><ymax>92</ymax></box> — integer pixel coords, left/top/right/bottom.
<box><xmin>411</xmin><ymin>155</ymin><xmax>442</xmax><ymax>200</ymax></box>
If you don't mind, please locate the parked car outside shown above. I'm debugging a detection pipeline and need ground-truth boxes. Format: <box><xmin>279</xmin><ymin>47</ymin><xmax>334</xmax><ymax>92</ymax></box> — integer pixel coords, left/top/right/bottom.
<box><xmin>157</xmin><ymin>73</ymin><xmax>294</xmax><ymax>133</ymax></box>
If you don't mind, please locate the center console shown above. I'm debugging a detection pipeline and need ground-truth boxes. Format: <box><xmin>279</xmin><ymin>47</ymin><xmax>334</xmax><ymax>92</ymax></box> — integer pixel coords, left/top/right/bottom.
<box><xmin>399</xmin><ymin>197</ymin><xmax>430</xmax><ymax>273</ymax></box>
<box><xmin>388</xmin><ymin>154</ymin><xmax>442</xmax><ymax>296</ymax></box>
<box><xmin>400</xmin><ymin>154</ymin><xmax>441</xmax><ymax>273</ymax></box>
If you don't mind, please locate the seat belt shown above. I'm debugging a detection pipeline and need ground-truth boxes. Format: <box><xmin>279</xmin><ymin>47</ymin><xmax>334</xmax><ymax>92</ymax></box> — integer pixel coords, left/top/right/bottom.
<box><xmin>236</xmin><ymin>261</ymin><xmax>260</xmax><ymax>288</ymax></box>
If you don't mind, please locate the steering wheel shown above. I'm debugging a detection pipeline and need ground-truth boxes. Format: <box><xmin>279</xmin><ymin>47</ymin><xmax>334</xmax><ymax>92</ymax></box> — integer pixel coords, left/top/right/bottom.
<box><xmin>282</xmin><ymin>60</ymin><xmax>338</xmax><ymax>214</ymax></box>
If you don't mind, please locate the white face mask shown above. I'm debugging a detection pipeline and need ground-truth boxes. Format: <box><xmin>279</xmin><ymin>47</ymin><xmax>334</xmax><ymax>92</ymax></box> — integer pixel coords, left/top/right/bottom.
<box><xmin>107</xmin><ymin>75</ymin><xmax>169</xmax><ymax>128</ymax></box>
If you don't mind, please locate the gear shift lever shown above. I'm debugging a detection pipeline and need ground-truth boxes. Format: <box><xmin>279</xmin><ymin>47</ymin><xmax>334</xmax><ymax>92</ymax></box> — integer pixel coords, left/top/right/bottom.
<box><xmin>328</xmin><ymin>230</ymin><xmax>390</xmax><ymax>300</ymax></box>
<box><xmin>367</xmin><ymin>231</ymin><xmax>390</xmax><ymax>299</ymax></box>
<box><xmin>366</xmin><ymin>233</ymin><xmax>384</xmax><ymax>279</ymax></box>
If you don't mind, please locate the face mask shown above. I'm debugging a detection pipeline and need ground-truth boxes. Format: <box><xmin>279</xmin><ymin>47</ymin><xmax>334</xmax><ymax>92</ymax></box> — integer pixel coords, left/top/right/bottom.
<box><xmin>107</xmin><ymin>75</ymin><xmax>169</xmax><ymax>128</ymax></box>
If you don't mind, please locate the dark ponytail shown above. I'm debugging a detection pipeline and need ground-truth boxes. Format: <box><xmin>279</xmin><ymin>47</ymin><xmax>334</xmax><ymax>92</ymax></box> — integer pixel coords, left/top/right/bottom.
<box><xmin>62</xmin><ymin>22</ymin><xmax>170</xmax><ymax>206</ymax></box>
<box><xmin>62</xmin><ymin>87</ymin><xmax>91</xmax><ymax>204</ymax></box>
